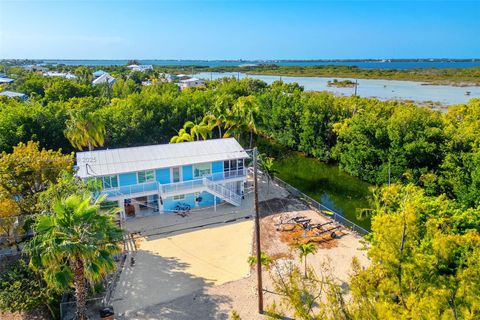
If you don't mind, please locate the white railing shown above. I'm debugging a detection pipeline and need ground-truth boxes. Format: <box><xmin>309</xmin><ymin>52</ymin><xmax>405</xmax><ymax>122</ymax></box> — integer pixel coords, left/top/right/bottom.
<box><xmin>161</xmin><ymin>179</ymin><xmax>204</xmax><ymax>194</ymax></box>
<box><xmin>204</xmin><ymin>178</ymin><xmax>242</xmax><ymax>206</ymax></box>
<box><xmin>101</xmin><ymin>181</ymin><xmax>159</xmax><ymax>198</ymax></box>
<box><xmin>208</xmin><ymin>168</ymin><xmax>247</xmax><ymax>181</ymax></box>
<box><xmin>100</xmin><ymin>169</ymin><xmax>246</xmax><ymax>203</ymax></box>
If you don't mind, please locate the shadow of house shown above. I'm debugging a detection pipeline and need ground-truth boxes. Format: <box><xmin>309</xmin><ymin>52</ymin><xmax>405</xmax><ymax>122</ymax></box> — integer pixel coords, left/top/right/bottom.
<box><xmin>113</xmin><ymin>250</ymin><xmax>231</xmax><ymax>319</ymax></box>
<box><xmin>141</xmin><ymin>214</ymin><xmax>252</xmax><ymax>242</ymax></box>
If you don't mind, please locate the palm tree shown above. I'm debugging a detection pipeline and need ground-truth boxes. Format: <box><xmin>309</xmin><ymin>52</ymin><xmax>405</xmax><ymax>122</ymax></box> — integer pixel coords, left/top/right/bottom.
<box><xmin>298</xmin><ymin>243</ymin><xmax>318</xmax><ymax>278</ymax></box>
<box><xmin>200</xmin><ymin>114</ymin><xmax>219</xmax><ymax>137</ymax></box>
<box><xmin>171</xmin><ymin>118</ymin><xmax>215</xmax><ymax>143</ymax></box>
<box><xmin>65</xmin><ymin>109</ymin><xmax>106</xmax><ymax>151</ymax></box>
<box><xmin>170</xmin><ymin>121</ymin><xmax>194</xmax><ymax>143</ymax></box>
<box><xmin>212</xmin><ymin>94</ymin><xmax>233</xmax><ymax>137</ymax></box>
<box><xmin>248</xmin><ymin>252</ymin><xmax>272</xmax><ymax>270</ymax></box>
<box><xmin>74</xmin><ymin>66</ymin><xmax>92</xmax><ymax>85</ymax></box>
<box><xmin>224</xmin><ymin>95</ymin><xmax>259</xmax><ymax>145</ymax></box>
<box><xmin>190</xmin><ymin>121</ymin><xmax>211</xmax><ymax>141</ymax></box>
<box><xmin>25</xmin><ymin>194</ymin><xmax>123</xmax><ymax>320</ymax></box>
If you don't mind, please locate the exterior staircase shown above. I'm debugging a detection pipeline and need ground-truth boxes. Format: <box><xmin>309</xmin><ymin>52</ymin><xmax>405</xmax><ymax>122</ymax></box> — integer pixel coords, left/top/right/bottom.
<box><xmin>203</xmin><ymin>177</ymin><xmax>242</xmax><ymax>206</ymax></box>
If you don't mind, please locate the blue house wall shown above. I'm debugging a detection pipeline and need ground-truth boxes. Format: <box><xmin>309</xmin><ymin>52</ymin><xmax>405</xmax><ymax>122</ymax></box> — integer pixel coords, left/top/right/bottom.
<box><xmin>162</xmin><ymin>191</ymin><xmax>223</xmax><ymax>213</ymax></box>
<box><xmin>163</xmin><ymin>193</ymin><xmax>196</xmax><ymax>213</ymax></box>
<box><xmin>156</xmin><ymin>168</ymin><xmax>170</xmax><ymax>184</ymax></box>
<box><xmin>119</xmin><ymin>172</ymin><xmax>137</xmax><ymax>186</ymax></box>
<box><xmin>182</xmin><ymin>165</ymin><xmax>193</xmax><ymax>181</ymax></box>
<box><xmin>212</xmin><ymin>161</ymin><xmax>223</xmax><ymax>174</ymax></box>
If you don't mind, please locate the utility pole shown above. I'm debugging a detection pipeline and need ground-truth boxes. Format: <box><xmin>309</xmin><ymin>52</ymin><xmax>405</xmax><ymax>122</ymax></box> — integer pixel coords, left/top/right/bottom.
<box><xmin>253</xmin><ymin>147</ymin><xmax>264</xmax><ymax>314</ymax></box>
<box><xmin>354</xmin><ymin>79</ymin><xmax>358</xmax><ymax>96</ymax></box>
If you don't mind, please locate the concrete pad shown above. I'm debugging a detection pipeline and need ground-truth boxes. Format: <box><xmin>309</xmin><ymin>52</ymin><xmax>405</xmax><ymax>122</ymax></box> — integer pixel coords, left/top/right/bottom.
<box><xmin>142</xmin><ymin>220</ymin><xmax>253</xmax><ymax>285</ymax></box>
<box><xmin>113</xmin><ymin>220</ymin><xmax>253</xmax><ymax>316</ymax></box>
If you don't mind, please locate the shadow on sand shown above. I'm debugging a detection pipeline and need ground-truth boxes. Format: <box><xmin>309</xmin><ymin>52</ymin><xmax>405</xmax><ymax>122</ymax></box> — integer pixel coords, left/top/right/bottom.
<box><xmin>113</xmin><ymin>247</ymin><xmax>232</xmax><ymax>319</ymax></box>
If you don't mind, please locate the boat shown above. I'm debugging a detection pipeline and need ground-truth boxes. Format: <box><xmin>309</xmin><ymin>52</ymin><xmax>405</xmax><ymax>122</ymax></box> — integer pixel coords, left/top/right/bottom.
<box><xmin>466</xmin><ymin>91</ymin><xmax>471</xmax><ymax>96</ymax></box>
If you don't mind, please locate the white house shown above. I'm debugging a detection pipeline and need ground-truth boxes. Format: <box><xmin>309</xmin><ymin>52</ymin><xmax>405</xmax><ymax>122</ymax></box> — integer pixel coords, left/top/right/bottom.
<box><xmin>76</xmin><ymin>138</ymin><xmax>248</xmax><ymax>220</ymax></box>
<box><xmin>93</xmin><ymin>70</ymin><xmax>107</xmax><ymax>79</ymax></box>
<box><xmin>127</xmin><ymin>64</ymin><xmax>153</xmax><ymax>72</ymax></box>
<box><xmin>92</xmin><ymin>73</ymin><xmax>116</xmax><ymax>85</ymax></box>
<box><xmin>43</xmin><ymin>72</ymin><xmax>77</xmax><ymax>79</ymax></box>
<box><xmin>159</xmin><ymin>73</ymin><xmax>174</xmax><ymax>82</ymax></box>
<box><xmin>0</xmin><ymin>91</ymin><xmax>27</xmax><ymax>100</ymax></box>
<box><xmin>177</xmin><ymin>77</ymin><xmax>205</xmax><ymax>90</ymax></box>
<box><xmin>0</xmin><ymin>77</ymin><xmax>14</xmax><ymax>83</ymax></box>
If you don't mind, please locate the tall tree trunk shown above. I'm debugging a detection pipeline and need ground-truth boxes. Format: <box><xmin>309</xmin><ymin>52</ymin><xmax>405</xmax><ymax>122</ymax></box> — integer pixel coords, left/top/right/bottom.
<box><xmin>88</xmin><ymin>140</ymin><xmax>93</xmax><ymax>151</ymax></box>
<box><xmin>249</xmin><ymin>131</ymin><xmax>253</xmax><ymax>148</ymax></box>
<box><xmin>218</xmin><ymin>125</ymin><xmax>222</xmax><ymax>138</ymax></box>
<box><xmin>304</xmin><ymin>256</ymin><xmax>307</xmax><ymax>278</ymax></box>
<box><xmin>72</xmin><ymin>254</ymin><xmax>87</xmax><ymax>320</ymax></box>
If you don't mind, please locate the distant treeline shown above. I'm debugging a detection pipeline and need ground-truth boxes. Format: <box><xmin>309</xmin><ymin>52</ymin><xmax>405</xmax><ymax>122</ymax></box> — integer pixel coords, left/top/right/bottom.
<box><xmin>2</xmin><ymin>59</ymin><xmax>480</xmax><ymax>85</ymax></box>
<box><xmin>208</xmin><ymin>64</ymin><xmax>480</xmax><ymax>86</ymax></box>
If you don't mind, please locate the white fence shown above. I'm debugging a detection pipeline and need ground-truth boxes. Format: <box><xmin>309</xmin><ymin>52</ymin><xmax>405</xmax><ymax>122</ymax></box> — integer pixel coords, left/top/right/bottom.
<box><xmin>273</xmin><ymin>176</ymin><xmax>370</xmax><ymax>236</ymax></box>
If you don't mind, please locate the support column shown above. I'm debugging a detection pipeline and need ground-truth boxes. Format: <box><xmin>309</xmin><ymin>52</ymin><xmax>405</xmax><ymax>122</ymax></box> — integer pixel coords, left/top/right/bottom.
<box><xmin>118</xmin><ymin>199</ymin><xmax>126</xmax><ymax>223</ymax></box>
<box><xmin>214</xmin><ymin>195</ymin><xmax>217</xmax><ymax>212</ymax></box>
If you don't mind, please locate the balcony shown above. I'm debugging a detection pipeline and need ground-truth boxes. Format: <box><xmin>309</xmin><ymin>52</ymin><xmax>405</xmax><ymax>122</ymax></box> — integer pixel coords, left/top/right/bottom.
<box><xmin>101</xmin><ymin>181</ymin><xmax>159</xmax><ymax>200</ymax></box>
<box><xmin>100</xmin><ymin>168</ymin><xmax>247</xmax><ymax>201</ymax></box>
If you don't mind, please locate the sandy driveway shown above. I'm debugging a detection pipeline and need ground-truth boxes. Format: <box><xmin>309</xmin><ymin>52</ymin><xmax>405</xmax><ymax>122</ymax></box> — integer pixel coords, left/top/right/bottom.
<box><xmin>112</xmin><ymin>220</ymin><xmax>254</xmax><ymax>317</ymax></box>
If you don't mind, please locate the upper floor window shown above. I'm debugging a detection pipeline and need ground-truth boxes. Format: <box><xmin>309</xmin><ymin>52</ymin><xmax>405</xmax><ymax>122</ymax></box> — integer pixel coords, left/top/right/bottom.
<box><xmin>172</xmin><ymin>167</ymin><xmax>181</xmax><ymax>183</ymax></box>
<box><xmin>224</xmin><ymin>159</ymin><xmax>244</xmax><ymax>172</ymax></box>
<box><xmin>101</xmin><ymin>175</ymin><xmax>118</xmax><ymax>189</ymax></box>
<box><xmin>193</xmin><ymin>163</ymin><xmax>211</xmax><ymax>178</ymax></box>
<box><xmin>138</xmin><ymin>170</ymin><xmax>155</xmax><ymax>184</ymax></box>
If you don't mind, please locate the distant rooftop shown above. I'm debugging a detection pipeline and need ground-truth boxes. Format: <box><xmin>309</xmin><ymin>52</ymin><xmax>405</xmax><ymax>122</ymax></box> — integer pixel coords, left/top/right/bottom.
<box><xmin>76</xmin><ymin>138</ymin><xmax>248</xmax><ymax>178</ymax></box>
<box><xmin>0</xmin><ymin>91</ymin><xmax>27</xmax><ymax>99</ymax></box>
<box><xmin>92</xmin><ymin>73</ymin><xmax>116</xmax><ymax>85</ymax></box>
<box><xmin>93</xmin><ymin>70</ymin><xmax>107</xmax><ymax>76</ymax></box>
<box><xmin>43</xmin><ymin>72</ymin><xmax>77</xmax><ymax>79</ymax></box>
<box><xmin>0</xmin><ymin>77</ymin><xmax>14</xmax><ymax>83</ymax></box>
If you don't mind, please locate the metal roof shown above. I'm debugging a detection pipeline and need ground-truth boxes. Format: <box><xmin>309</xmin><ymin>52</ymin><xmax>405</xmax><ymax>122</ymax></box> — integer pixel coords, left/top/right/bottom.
<box><xmin>0</xmin><ymin>77</ymin><xmax>14</xmax><ymax>83</ymax></box>
<box><xmin>92</xmin><ymin>73</ymin><xmax>116</xmax><ymax>85</ymax></box>
<box><xmin>0</xmin><ymin>91</ymin><xmax>26</xmax><ymax>98</ymax></box>
<box><xmin>93</xmin><ymin>70</ymin><xmax>106</xmax><ymax>76</ymax></box>
<box><xmin>76</xmin><ymin>138</ymin><xmax>249</xmax><ymax>178</ymax></box>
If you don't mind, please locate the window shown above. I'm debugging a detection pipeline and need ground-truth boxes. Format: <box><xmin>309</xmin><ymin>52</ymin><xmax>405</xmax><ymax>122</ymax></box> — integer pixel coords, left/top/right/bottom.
<box><xmin>172</xmin><ymin>167</ymin><xmax>181</xmax><ymax>183</ymax></box>
<box><xmin>173</xmin><ymin>194</ymin><xmax>185</xmax><ymax>200</ymax></box>
<box><xmin>224</xmin><ymin>159</ymin><xmax>243</xmax><ymax>172</ymax></box>
<box><xmin>101</xmin><ymin>175</ymin><xmax>118</xmax><ymax>189</ymax></box>
<box><xmin>237</xmin><ymin>159</ymin><xmax>244</xmax><ymax>170</ymax></box>
<box><xmin>193</xmin><ymin>163</ymin><xmax>211</xmax><ymax>178</ymax></box>
<box><xmin>137</xmin><ymin>170</ymin><xmax>155</xmax><ymax>183</ymax></box>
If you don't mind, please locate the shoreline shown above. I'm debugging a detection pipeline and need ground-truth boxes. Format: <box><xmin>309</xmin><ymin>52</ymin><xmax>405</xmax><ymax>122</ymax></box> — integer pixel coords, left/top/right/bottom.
<box><xmin>246</xmin><ymin>71</ymin><xmax>480</xmax><ymax>87</ymax></box>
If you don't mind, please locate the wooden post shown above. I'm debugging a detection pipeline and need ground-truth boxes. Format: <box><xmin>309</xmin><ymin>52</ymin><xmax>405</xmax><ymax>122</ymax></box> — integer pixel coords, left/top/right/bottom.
<box><xmin>253</xmin><ymin>147</ymin><xmax>264</xmax><ymax>314</ymax></box>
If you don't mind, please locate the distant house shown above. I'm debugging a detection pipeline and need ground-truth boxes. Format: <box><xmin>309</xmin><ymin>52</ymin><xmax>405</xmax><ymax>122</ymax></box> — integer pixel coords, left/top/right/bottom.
<box><xmin>43</xmin><ymin>72</ymin><xmax>77</xmax><ymax>79</ymax></box>
<box><xmin>93</xmin><ymin>70</ymin><xmax>107</xmax><ymax>79</ymax></box>
<box><xmin>76</xmin><ymin>138</ymin><xmax>248</xmax><ymax>220</ymax></box>
<box><xmin>159</xmin><ymin>73</ymin><xmax>174</xmax><ymax>82</ymax></box>
<box><xmin>0</xmin><ymin>91</ymin><xmax>27</xmax><ymax>100</ymax></box>
<box><xmin>24</xmin><ymin>65</ymin><xmax>49</xmax><ymax>72</ymax></box>
<box><xmin>177</xmin><ymin>77</ymin><xmax>205</xmax><ymax>90</ymax></box>
<box><xmin>92</xmin><ymin>73</ymin><xmax>116</xmax><ymax>85</ymax></box>
<box><xmin>127</xmin><ymin>64</ymin><xmax>153</xmax><ymax>72</ymax></box>
<box><xmin>142</xmin><ymin>80</ymin><xmax>152</xmax><ymax>86</ymax></box>
<box><xmin>0</xmin><ymin>77</ymin><xmax>14</xmax><ymax>83</ymax></box>
<box><xmin>176</xmin><ymin>74</ymin><xmax>191</xmax><ymax>80</ymax></box>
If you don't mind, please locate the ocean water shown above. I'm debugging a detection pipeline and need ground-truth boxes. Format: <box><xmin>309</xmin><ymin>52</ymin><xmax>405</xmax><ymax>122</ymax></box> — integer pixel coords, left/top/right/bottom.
<box><xmin>41</xmin><ymin>59</ymin><xmax>480</xmax><ymax>69</ymax></box>
<box><xmin>195</xmin><ymin>72</ymin><xmax>480</xmax><ymax>105</ymax></box>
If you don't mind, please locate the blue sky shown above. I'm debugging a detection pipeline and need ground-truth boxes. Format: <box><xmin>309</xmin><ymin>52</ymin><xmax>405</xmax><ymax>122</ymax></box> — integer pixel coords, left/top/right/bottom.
<box><xmin>0</xmin><ymin>1</ymin><xmax>479</xmax><ymax>59</ymax></box>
